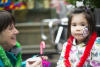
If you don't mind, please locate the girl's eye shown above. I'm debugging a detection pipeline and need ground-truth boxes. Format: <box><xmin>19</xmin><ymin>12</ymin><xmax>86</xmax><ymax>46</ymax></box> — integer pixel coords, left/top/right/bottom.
<box><xmin>71</xmin><ymin>24</ymin><xmax>76</xmax><ymax>26</ymax></box>
<box><xmin>81</xmin><ymin>24</ymin><xmax>85</xmax><ymax>26</ymax></box>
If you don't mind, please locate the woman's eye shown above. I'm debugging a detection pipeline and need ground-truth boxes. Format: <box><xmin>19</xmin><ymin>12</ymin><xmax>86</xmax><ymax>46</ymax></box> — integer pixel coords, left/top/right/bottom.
<box><xmin>9</xmin><ymin>27</ymin><xmax>13</xmax><ymax>30</ymax></box>
<box><xmin>9</xmin><ymin>25</ymin><xmax>14</xmax><ymax>30</ymax></box>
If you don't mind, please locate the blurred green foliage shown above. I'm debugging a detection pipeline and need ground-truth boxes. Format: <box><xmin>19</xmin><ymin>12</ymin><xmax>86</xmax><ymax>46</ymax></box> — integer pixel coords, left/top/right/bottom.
<box><xmin>90</xmin><ymin>0</ymin><xmax>100</xmax><ymax>8</ymax></box>
<box><xmin>65</xmin><ymin>0</ymin><xmax>100</xmax><ymax>8</ymax></box>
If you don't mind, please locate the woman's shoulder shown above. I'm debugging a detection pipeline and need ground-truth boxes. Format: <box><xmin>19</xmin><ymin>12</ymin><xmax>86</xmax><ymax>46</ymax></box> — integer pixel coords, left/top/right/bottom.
<box><xmin>0</xmin><ymin>59</ymin><xmax>4</xmax><ymax>67</ymax></box>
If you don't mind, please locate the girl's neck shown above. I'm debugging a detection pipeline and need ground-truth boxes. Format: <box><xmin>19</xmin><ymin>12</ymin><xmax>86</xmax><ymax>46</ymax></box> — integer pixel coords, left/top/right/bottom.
<box><xmin>76</xmin><ymin>40</ymin><xmax>83</xmax><ymax>45</ymax></box>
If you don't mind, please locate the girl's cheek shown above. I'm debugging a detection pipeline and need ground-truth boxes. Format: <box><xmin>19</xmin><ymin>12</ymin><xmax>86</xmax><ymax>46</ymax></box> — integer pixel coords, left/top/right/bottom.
<box><xmin>82</xmin><ymin>27</ymin><xmax>88</xmax><ymax>37</ymax></box>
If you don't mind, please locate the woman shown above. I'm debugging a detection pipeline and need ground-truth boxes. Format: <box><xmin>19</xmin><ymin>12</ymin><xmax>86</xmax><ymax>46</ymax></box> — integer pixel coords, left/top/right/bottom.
<box><xmin>0</xmin><ymin>10</ymin><xmax>47</xmax><ymax>67</ymax></box>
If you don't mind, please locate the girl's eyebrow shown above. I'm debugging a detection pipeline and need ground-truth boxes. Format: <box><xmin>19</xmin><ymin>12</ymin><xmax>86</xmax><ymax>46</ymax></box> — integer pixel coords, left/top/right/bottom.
<box><xmin>71</xmin><ymin>22</ymin><xmax>76</xmax><ymax>24</ymax></box>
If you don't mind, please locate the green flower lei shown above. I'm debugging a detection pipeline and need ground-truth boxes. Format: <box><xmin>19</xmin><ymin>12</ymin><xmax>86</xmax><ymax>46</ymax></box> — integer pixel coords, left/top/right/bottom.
<box><xmin>0</xmin><ymin>42</ymin><xmax>22</xmax><ymax>67</ymax></box>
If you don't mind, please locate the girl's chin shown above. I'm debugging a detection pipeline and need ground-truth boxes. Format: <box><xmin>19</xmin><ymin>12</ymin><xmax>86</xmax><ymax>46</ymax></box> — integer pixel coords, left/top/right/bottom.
<box><xmin>75</xmin><ymin>37</ymin><xmax>84</xmax><ymax>41</ymax></box>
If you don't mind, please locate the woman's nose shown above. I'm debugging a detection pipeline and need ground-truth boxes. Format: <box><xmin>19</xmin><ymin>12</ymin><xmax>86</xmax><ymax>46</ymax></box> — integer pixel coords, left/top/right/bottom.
<box><xmin>14</xmin><ymin>28</ymin><xmax>19</xmax><ymax>34</ymax></box>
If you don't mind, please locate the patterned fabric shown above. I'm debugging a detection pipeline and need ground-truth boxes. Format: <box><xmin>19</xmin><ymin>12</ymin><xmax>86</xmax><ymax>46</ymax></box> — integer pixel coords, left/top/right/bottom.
<box><xmin>57</xmin><ymin>37</ymin><xmax>100</xmax><ymax>67</ymax></box>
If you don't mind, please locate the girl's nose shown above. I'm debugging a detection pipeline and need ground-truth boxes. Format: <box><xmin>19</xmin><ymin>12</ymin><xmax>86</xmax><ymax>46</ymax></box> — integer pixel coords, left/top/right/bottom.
<box><xmin>76</xmin><ymin>26</ymin><xmax>81</xmax><ymax>31</ymax></box>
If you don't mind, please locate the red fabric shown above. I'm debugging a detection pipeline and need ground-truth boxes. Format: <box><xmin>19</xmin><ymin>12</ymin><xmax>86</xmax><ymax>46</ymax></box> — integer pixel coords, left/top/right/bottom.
<box><xmin>64</xmin><ymin>32</ymin><xmax>97</xmax><ymax>67</ymax></box>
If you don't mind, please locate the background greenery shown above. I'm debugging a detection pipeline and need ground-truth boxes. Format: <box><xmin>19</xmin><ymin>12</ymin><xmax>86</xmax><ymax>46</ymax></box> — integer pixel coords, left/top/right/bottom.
<box><xmin>65</xmin><ymin>0</ymin><xmax>100</xmax><ymax>8</ymax></box>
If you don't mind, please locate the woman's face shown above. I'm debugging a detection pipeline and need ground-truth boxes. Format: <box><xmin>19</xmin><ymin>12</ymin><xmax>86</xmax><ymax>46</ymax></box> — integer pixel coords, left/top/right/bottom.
<box><xmin>71</xmin><ymin>13</ymin><xmax>89</xmax><ymax>43</ymax></box>
<box><xmin>0</xmin><ymin>23</ymin><xmax>19</xmax><ymax>50</ymax></box>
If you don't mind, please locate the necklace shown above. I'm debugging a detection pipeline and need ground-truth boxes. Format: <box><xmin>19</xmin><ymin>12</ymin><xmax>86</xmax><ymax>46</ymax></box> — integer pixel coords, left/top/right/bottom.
<box><xmin>0</xmin><ymin>42</ymin><xmax>22</xmax><ymax>67</ymax></box>
<box><xmin>64</xmin><ymin>32</ymin><xmax>97</xmax><ymax>67</ymax></box>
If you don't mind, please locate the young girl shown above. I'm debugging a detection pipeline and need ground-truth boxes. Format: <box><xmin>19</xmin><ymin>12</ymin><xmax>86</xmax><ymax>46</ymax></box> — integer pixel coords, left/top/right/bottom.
<box><xmin>56</xmin><ymin>7</ymin><xmax>100</xmax><ymax>67</ymax></box>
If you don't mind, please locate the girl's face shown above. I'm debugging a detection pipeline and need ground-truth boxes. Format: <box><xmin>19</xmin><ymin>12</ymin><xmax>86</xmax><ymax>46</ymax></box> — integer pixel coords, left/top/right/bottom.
<box><xmin>0</xmin><ymin>23</ymin><xmax>19</xmax><ymax>51</ymax></box>
<box><xmin>71</xmin><ymin>13</ymin><xmax>89</xmax><ymax>43</ymax></box>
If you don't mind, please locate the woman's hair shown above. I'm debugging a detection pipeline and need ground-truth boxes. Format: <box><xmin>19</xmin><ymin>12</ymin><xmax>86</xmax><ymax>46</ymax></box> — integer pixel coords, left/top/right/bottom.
<box><xmin>0</xmin><ymin>10</ymin><xmax>15</xmax><ymax>33</ymax></box>
<box><xmin>67</xmin><ymin>7</ymin><xmax>96</xmax><ymax>40</ymax></box>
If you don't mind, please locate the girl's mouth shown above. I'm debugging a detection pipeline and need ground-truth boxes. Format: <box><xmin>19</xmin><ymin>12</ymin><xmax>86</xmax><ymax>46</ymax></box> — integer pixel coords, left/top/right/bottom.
<box><xmin>75</xmin><ymin>33</ymin><xmax>82</xmax><ymax>35</ymax></box>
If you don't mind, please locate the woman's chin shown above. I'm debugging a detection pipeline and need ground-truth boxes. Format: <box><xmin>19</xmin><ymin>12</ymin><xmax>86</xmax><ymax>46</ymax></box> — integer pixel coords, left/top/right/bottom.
<box><xmin>10</xmin><ymin>41</ymin><xmax>17</xmax><ymax>47</ymax></box>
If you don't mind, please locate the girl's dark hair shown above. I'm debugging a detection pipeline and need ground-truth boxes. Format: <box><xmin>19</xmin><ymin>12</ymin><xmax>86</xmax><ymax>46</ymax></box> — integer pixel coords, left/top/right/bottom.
<box><xmin>67</xmin><ymin>7</ymin><xmax>96</xmax><ymax>40</ymax></box>
<box><xmin>0</xmin><ymin>10</ymin><xmax>15</xmax><ymax>33</ymax></box>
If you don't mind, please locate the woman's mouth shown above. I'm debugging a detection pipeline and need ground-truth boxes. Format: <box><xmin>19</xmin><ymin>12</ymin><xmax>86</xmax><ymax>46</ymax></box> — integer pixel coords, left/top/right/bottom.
<box><xmin>11</xmin><ymin>37</ymin><xmax>16</xmax><ymax>41</ymax></box>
